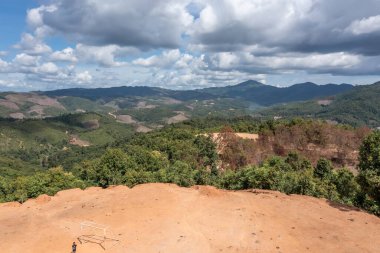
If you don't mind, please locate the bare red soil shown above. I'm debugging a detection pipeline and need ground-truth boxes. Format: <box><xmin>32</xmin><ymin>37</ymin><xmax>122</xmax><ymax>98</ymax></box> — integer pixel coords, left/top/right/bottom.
<box><xmin>0</xmin><ymin>184</ymin><xmax>379</xmax><ymax>253</ymax></box>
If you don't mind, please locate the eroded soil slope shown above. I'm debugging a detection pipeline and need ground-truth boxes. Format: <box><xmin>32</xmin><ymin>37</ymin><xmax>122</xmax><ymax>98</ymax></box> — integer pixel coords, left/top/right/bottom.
<box><xmin>0</xmin><ymin>184</ymin><xmax>379</xmax><ymax>253</ymax></box>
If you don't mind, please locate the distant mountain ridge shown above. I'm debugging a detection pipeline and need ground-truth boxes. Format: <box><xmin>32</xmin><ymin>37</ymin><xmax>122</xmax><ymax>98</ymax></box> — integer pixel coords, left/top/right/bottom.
<box><xmin>0</xmin><ymin>80</ymin><xmax>379</xmax><ymax>130</ymax></box>
<box><xmin>41</xmin><ymin>80</ymin><xmax>354</xmax><ymax>106</ymax></box>
<box><xmin>198</xmin><ymin>81</ymin><xmax>354</xmax><ymax>106</ymax></box>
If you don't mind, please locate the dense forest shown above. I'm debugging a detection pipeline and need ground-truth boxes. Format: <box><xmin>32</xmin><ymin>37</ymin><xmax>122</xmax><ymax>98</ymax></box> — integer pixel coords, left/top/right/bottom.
<box><xmin>0</xmin><ymin>116</ymin><xmax>379</xmax><ymax>216</ymax></box>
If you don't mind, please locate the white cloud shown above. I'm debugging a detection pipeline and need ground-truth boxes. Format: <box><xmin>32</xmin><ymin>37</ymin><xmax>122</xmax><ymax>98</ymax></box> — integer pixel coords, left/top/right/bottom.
<box><xmin>30</xmin><ymin>0</ymin><xmax>194</xmax><ymax>49</ymax></box>
<box><xmin>50</xmin><ymin>48</ymin><xmax>78</xmax><ymax>62</ymax></box>
<box><xmin>14</xmin><ymin>33</ymin><xmax>52</xmax><ymax>55</ymax></box>
<box><xmin>0</xmin><ymin>58</ymin><xmax>9</xmax><ymax>69</ymax></box>
<box><xmin>38</xmin><ymin>62</ymin><xmax>59</xmax><ymax>74</ymax></box>
<box><xmin>75</xmin><ymin>71</ymin><xmax>93</xmax><ymax>83</ymax></box>
<box><xmin>269</xmin><ymin>53</ymin><xmax>361</xmax><ymax>69</ymax></box>
<box><xmin>133</xmin><ymin>49</ymin><xmax>181</xmax><ymax>68</ymax></box>
<box><xmin>76</xmin><ymin>44</ymin><xmax>127</xmax><ymax>67</ymax></box>
<box><xmin>190</xmin><ymin>0</ymin><xmax>380</xmax><ymax>55</ymax></box>
<box><xmin>27</xmin><ymin>5</ymin><xmax>56</xmax><ymax>28</ymax></box>
<box><xmin>0</xmin><ymin>53</ymin><xmax>96</xmax><ymax>89</ymax></box>
<box><xmin>13</xmin><ymin>54</ymin><xmax>40</xmax><ymax>67</ymax></box>
<box><xmin>26</xmin><ymin>5</ymin><xmax>56</xmax><ymax>38</ymax></box>
<box><xmin>208</xmin><ymin>52</ymin><xmax>361</xmax><ymax>71</ymax></box>
<box><xmin>348</xmin><ymin>15</ymin><xmax>380</xmax><ymax>35</ymax></box>
<box><xmin>0</xmin><ymin>79</ymin><xmax>29</xmax><ymax>90</ymax></box>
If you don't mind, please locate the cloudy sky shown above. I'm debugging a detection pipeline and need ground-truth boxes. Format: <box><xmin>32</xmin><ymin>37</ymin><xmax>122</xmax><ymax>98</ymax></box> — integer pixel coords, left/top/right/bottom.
<box><xmin>1</xmin><ymin>0</ymin><xmax>380</xmax><ymax>91</ymax></box>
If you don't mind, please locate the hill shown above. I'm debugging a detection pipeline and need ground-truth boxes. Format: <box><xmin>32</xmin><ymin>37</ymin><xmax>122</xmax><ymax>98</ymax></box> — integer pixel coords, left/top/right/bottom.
<box><xmin>0</xmin><ymin>80</ymin><xmax>357</xmax><ymax>128</ymax></box>
<box><xmin>0</xmin><ymin>113</ymin><xmax>134</xmax><ymax>177</ymax></box>
<box><xmin>0</xmin><ymin>183</ymin><xmax>379</xmax><ymax>253</ymax></box>
<box><xmin>0</xmin><ymin>115</ymin><xmax>370</xmax><ymax>178</ymax></box>
<box><xmin>199</xmin><ymin>80</ymin><xmax>353</xmax><ymax>106</ymax></box>
<box><xmin>0</xmin><ymin>92</ymin><xmax>111</xmax><ymax>119</ymax></box>
<box><xmin>259</xmin><ymin>82</ymin><xmax>380</xmax><ymax>127</ymax></box>
<box><xmin>41</xmin><ymin>80</ymin><xmax>353</xmax><ymax>106</ymax></box>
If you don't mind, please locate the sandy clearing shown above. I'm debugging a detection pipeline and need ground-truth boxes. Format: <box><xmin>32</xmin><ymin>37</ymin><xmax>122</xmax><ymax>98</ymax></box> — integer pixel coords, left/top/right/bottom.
<box><xmin>69</xmin><ymin>135</ymin><xmax>91</xmax><ymax>147</ymax></box>
<box><xmin>167</xmin><ymin>111</ymin><xmax>189</xmax><ymax>124</ymax></box>
<box><xmin>5</xmin><ymin>93</ymin><xmax>65</xmax><ymax>109</ymax></box>
<box><xmin>235</xmin><ymin>133</ymin><xmax>260</xmax><ymax>140</ymax></box>
<box><xmin>205</xmin><ymin>132</ymin><xmax>260</xmax><ymax>141</ymax></box>
<box><xmin>136</xmin><ymin>101</ymin><xmax>156</xmax><ymax>109</ymax></box>
<box><xmin>136</xmin><ymin>124</ymin><xmax>152</xmax><ymax>133</ymax></box>
<box><xmin>116</xmin><ymin>115</ymin><xmax>137</xmax><ymax>124</ymax></box>
<box><xmin>0</xmin><ymin>183</ymin><xmax>379</xmax><ymax>253</ymax></box>
<box><xmin>8</xmin><ymin>112</ymin><xmax>25</xmax><ymax>119</ymax></box>
<box><xmin>28</xmin><ymin>105</ymin><xmax>45</xmax><ymax>116</ymax></box>
<box><xmin>27</xmin><ymin>96</ymin><xmax>65</xmax><ymax>109</ymax></box>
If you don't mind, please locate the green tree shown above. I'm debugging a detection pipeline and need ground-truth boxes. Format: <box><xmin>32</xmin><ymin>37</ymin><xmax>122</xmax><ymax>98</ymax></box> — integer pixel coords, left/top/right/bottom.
<box><xmin>285</xmin><ymin>152</ymin><xmax>312</xmax><ymax>171</ymax></box>
<box><xmin>96</xmin><ymin>148</ymin><xmax>137</xmax><ymax>187</ymax></box>
<box><xmin>157</xmin><ymin>161</ymin><xmax>196</xmax><ymax>187</ymax></box>
<box><xmin>332</xmin><ymin>168</ymin><xmax>358</xmax><ymax>203</ymax></box>
<box><xmin>314</xmin><ymin>158</ymin><xmax>333</xmax><ymax>180</ymax></box>
<box><xmin>357</xmin><ymin>131</ymin><xmax>380</xmax><ymax>215</ymax></box>
<box><xmin>359</xmin><ymin>131</ymin><xmax>380</xmax><ymax>173</ymax></box>
<box><xmin>123</xmin><ymin>170</ymin><xmax>155</xmax><ymax>187</ymax></box>
<box><xmin>194</xmin><ymin>135</ymin><xmax>218</xmax><ymax>169</ymax></box>
<box><xmin>0</xmin><ymin>176</ymin><xmax>12</xmax><ymax>202</ymax></box>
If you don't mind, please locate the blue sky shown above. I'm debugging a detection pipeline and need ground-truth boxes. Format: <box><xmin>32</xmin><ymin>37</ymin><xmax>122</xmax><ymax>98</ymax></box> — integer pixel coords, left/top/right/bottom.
<box><xmin>1</xmin><ymin>0</ymin><xmax>380</xmax><ymax>91</ymax></box>
<box><xmin>0</xmin><ymin>1</ymin><xmax>36</xmax><ymax>53</ymax></box>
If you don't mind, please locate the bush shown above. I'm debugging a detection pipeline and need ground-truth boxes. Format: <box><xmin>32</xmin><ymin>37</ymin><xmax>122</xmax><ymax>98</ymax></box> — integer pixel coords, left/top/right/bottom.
<box><xmin>285</xmin><ymin>152</ymin><xmax>313</xmax><ymax>171</ymax></box>
<box><xmin>156</xmin><ymin>161</ymin><xmax>197</xmax><ymax>187</ymax></box>
<box><xmin>332</xmin><ymin>168</ymin><xmax>358</xmax><ymax>204</ymax></box>
<box><xmin>314</xmin><ymin>158</ymin><xmax>333</xmax><ymax>180</ymax></box>
<box><xmin>0</xmin><ymin>167</ymin><xmax>85</xmax><ymax>203</ymax></box>
<box><xmin>357</xmin><ymin>131</ymin><xmax>380</xmax><ymax>214</ymax></box>
<box><xmin>359</xmin><ymin>131</ymin><xmax>380</xmax><ymax>173</ymax></box>
<box><xmin>123</xmin><ymin>170</ymin><xmax>155</xmax><ymax>187</ymax></box>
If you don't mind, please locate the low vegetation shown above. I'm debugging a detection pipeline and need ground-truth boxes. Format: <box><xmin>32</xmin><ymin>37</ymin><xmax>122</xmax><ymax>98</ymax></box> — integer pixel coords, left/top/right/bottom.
<box><xmin>0</xmin><ymin>116</ymin><xmax>379</xmax><ymax>215</ymax></box>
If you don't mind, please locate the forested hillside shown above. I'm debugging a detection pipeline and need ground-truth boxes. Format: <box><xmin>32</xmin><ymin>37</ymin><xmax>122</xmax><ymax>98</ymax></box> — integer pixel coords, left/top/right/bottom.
<box><xmin>1</xmin><ymin>116</ymin><xmax>379</xmax><ymax>215</ymax></box>
<box><xmin>41</xmin><ymin>80</ymin><xmax>353</xmax><ymax>106</ymax></box>
<box><xmin>259</xmin><ymin>82</ymin><xmax>380</xmax><ymax>127</ymax></box>
<box><xmin>0</xmin><ymin>113</ymin><xmax>134</xmax><ymax>177</ymax></box>
<box><xmin>4</xmin><ymin>81</ymin><xmax>380</xmax><ymax>128</ymax></box>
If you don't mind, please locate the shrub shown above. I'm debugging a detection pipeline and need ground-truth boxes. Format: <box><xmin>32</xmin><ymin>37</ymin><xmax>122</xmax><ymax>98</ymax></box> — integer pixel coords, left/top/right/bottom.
<box><xmin>359</xmin><ymin>131</ymin><xmax>380</xmax><ymax>173</ymax></box>
<box><xmin>314</xmin><ymin>158</ymin><xmax>333</xmax><ymax>180</ymax></box>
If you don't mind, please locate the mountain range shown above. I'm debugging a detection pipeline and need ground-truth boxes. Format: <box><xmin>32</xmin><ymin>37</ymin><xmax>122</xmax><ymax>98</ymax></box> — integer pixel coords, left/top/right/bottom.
<box><xmin>41</xmin><ymin>80</ymin><xmax>353</xmax><ymax>105</ymax></box>
<box><xmin>0</xmin><ymin>80</ymin><xmax>379</xmax><ymax>127</ymax></box>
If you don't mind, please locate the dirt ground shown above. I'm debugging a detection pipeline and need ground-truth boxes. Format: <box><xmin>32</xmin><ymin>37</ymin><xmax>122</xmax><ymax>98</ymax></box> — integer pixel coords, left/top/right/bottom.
<box><xmin>116</xmin><ymin>115</ymin><xmax>137</xmax><ymax>124</ymax></box>
<box><xmin>206</xmin><ymin>132</ymin><xmax>260</xmax><ymax>141</ymax></box>
<box><xmin>8</xmin><ymin>112</ymin><xmax>25</xmax><ymax>119</ymax></box>
<box><xmin>0</xmin><ymin>100</ymin><xmax>20</xmax><ymax>110</ymax></box>
<box><xmin>135</xmin><ymin>124</ymin><xmax>152</xmax><ymax>133</ymax></box>
<box><xmin>0</xmin><ymin>183</ymin><xmax>379</xmax><ymax>253</ymax></box>
<box><xmin>167</xmin><ymin>111</ymin><xmax>189</xmax><ymax>124</ymax></box>
<box><xmin>235</xmin><ymin>133</ymin><xmax>260</xmax><ymax>140</ymax></box>
<box><xmin>69</xmin><ymin>135</ymin><xmax>91</xmax><ymax>147</ymax></box>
